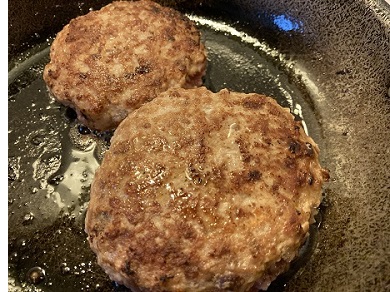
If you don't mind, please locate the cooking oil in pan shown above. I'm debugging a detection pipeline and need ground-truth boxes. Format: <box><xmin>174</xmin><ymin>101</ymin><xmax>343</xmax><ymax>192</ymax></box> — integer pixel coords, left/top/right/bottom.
<box><xmin>8</xmin><ymin>19</ymin><xmax>322</xmax><ymax>292</ymax></box>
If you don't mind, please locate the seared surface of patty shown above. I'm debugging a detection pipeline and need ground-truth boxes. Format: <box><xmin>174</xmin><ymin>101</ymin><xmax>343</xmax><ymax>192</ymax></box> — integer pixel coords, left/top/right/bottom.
<box><xmin>43</xmin><ymin>0</ymin><xmax>206</xmax><ymax>131</ymax></box>
<box><xmin>85</xmin><ymin>87</ymin><xmax>329</xmax><ymax>291</ymax></box>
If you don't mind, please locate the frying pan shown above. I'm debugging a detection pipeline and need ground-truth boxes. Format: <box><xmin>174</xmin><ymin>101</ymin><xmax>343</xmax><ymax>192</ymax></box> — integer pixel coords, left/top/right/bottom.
<box><xmin>8</xmin><ymin>0</ymin><xmax>390</xmax><ymax>291</ymax></box>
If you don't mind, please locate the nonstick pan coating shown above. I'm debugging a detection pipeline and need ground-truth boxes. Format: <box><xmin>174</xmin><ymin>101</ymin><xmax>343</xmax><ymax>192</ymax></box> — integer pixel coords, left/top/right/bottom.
<box><xmin>8</xmin><ymin>0</ymin><xmax>390</xmax><ymax>291</ymax></box>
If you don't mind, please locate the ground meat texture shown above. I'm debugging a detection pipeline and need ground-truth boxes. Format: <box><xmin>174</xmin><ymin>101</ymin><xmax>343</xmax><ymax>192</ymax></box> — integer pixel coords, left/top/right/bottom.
<box><xmin>85</xmin><ymin>87</ymin><xmax>329</xmax><ymax>291</ymax></box>
<box><xmin>43</xmin><ymin>0</ymin><xmax>207</xmax><ymax>131</ymax></box>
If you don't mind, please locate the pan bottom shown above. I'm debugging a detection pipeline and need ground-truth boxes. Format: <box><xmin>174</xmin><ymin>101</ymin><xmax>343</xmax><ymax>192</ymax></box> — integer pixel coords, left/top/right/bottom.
<box><xmin>8</xmin><ymin>16</ymin><xmax>324</xmax><ymax>292</ymax></box>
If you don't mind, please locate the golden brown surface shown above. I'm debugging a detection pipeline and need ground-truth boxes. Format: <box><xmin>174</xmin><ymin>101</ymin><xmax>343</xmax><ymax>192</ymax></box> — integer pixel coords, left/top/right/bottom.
<box><xmin>43</xmin><ymin>0</ymin><xmax>206</xmax><ymax>131</ymax></box>
<box><xmin>85</xmin><ymin>87</ymin><xmax>329</xmax><ymax>291</ymax></box>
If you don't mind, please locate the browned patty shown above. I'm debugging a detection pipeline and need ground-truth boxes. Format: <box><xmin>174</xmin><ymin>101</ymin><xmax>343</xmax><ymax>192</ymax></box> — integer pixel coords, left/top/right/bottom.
<box><xmin>43</xmin><ymin>0</ymin><xmax>207</xmax><ymax>131</ymax></box>
<box><xmin>85</xmin><ymin>87</ymin><xmax>329</xmax><ymax>291</ymax></box>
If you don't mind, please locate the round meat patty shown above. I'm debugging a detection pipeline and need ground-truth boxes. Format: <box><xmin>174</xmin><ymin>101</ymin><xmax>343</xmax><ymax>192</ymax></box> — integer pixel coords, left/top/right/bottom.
<box><xmin>85</xmin><ymin>87</ymin><xmax>329</xmax><ymax>291</ymax></box>
<box><xmin>43</xmin><ymin>0</ymin><xmax>207</xmax><ymax>131</ymax></box>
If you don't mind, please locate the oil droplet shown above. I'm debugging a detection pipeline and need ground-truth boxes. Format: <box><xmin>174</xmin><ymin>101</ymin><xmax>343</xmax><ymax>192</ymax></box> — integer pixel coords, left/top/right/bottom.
<box><xmin>30</xmin><ymin>134</ymin><xmax>45</xmax><ymax>146</ymax></box>
<box><xmin>78</xmin><ymin>125</ymin><xmax>91</xmax><ymax>135</ymax></box>
<box><xmin>9</xmin><ymin>251</ymin><xmax>18</xmax><ymax>263</ymax></box>
<box><xmin>23</xmin><ymin>212</ymin><xmax>34</xmax><ymax>221</ymax></box>
<box><xmin>65</xmin><ymin>107</ymin><xmax>77</xmax><ymax>120</ymax></box>
<box><xmin>17</xmin><ymin>238</ymin><xmax>27</xmax><ymax>247</ymax></box>
<box><xmin>48</xmin><ymin>174</ymin><xmax>64</xmax><ymax>185</ymax></box>
<box><xmin>26</xmin><ymin>266</ymin><xmax>45</xmax><ymax>285</ymax></box>
<box><xmin>23</xmin><ymin>212</ymin><xmax>35</xmax><ymax>225</ymax></box>
<box><xmin>60</xmin><ymin>263</ymin><xmax>71</xmax><ymax>275</ymax></box>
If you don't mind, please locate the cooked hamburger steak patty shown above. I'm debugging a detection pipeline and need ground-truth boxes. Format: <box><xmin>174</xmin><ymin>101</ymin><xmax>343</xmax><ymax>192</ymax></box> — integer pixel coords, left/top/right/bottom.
<box><xmin>85</xmin><ymin>87</ymin><xmax>329</xmax><ymax>291</ymax></box>
<box><xmin>43</xmin><ymin>0</ymin><xmax>206</xmax><ymax>131</ymax></box>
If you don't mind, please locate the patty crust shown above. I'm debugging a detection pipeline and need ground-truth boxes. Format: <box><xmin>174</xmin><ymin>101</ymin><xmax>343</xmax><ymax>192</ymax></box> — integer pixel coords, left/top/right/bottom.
<box><xmin>85</xmin><ymin>87</ymin><xmax>329</xmax><ymax>291</ymax></box>
<box><xmin>43</xmin><ymin>0</ymin><xmax>207</xmax><ymax>131</ymax></box>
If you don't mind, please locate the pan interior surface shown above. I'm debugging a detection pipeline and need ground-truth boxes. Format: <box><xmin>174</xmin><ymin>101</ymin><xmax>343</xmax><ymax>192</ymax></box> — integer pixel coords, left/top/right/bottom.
<box><xmin>8</xmin><ymin>14</ymin><xmax>324</xmax><ymax>292</ymax></box>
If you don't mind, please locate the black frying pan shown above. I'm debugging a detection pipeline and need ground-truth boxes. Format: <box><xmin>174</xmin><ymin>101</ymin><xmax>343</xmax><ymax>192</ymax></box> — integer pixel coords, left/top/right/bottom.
<box><xmin>8</xmin><ymin>0</ymin><xmax>390</xmax><ymax>291</ymax></box>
